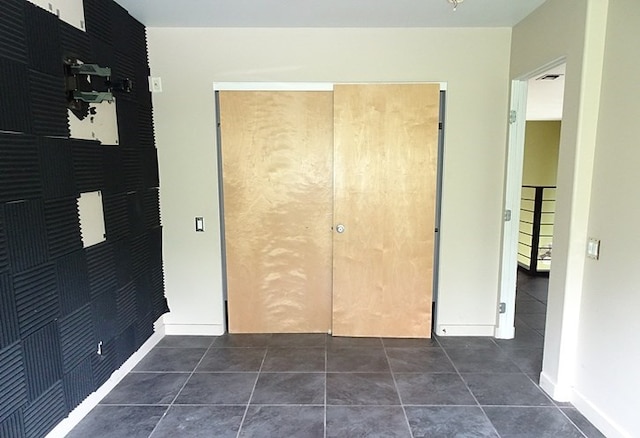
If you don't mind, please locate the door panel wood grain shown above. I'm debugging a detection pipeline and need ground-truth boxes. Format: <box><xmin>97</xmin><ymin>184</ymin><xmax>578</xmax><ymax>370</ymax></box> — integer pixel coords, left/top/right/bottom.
<box><xmin>219</xmin><ymin>91</ymin><xmax>333</xmax><ymax>333</ymax></box>
<box><xmin>332</xmin><ymin>83</ymin><xmax>440</xmax><ymax>338</ymax></box>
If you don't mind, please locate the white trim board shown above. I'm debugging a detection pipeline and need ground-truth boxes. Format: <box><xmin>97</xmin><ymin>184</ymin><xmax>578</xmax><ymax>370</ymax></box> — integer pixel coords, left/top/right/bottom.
<box><xmin>163</xmin><ymin>323</ymin><xmax>225</xmax><ymax>336</ymax></box>
<box><xmin>45</xmin><ymin>318</ymin><xmax>166</xmax><ymax>438</ymax></box>
<box><xmin>213</xmin><ymin>82</ymin><xmax>447</xmax><ymax>92</ymax></box>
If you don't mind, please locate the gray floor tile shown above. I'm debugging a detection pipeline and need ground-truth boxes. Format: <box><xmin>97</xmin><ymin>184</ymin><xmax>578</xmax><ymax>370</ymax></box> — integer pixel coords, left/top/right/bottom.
<box><xmin>328</xmin><ymin>347</ymin><xmax>390</xmax><ymax>372</ymax></box>
<box><xmin>65</xmin><ymin>405</ymin><xmax>166</xmax><ymax>438</ymax></box>
<box><xmin>395</xmin><ymin>373</ymin><xmax>477</xmax><ymax>405</ymax></box>
<box><xmin>251</xmin><ymin>373</ymin><xmax>324</xmax><ymax>404</ymax></box>
<box><xmin>386</xmin><ymin>348</ymin><xmax>456</xmax><ymax>373</ymax></box>
<box><xmin>518</xmin><ymin>313</ymin><xmax>547</xmax><ymax>330</ymax></box>
<box><xmin>495</xmin><ymin>326</ymin><xmax>545</xmax><ymax>351</ymax></box>
<box><xmin>150</xmin><ymin>405</ymin><xmax>245</xmax><ymax>438</ymax></box>
<box><xmin>327</xmin><ymin>406</ymin><xmax>411</xmax><ymax>438</ymax></box>
<box><xmin>463</xmin><ymin>373</ymin><xmax>553</xmax><ymax>406</ymax></box>
<box><xmin>484</xmin><ymin>406</ymin><xmax>583</xmax><ymax>438</ymax></box>
<box><xmin>268</xmin><ymin>333</ymin><xmax>327</xmax><ymax>347</ymax></box>
<box><xmin>175</xmin><ymin>372</ymin><xmax>257</xmax><ymax>404</ymax></box>
<box><xmin>382</xmin><ymin>337</ymin><xmax>440</xmax><ymax>348</ymax></box>
<box><xmin>133</xmin><ymin>348</ymin><xmax>207</xmax><ymax>372</ymax></box>
<box><xmin>561</xmin><ymin>407</ymin><xmax>607</xmax><ymax>438</ymax></box>
<box><xmin>261</xmin><ymin>347</ymin><xmax>325</xmax><ymax>372</ymax></box>
<box><xmin>239</xmin><ymin>406</ymin><xmax>324</xmax><ymax>438</ymax></box>
<box><xmin>328</xmin><ymin>336</ymin><xmax>383</xmax><ymax>349</ymax></box>
<box><xmin>327</xmin><ymin>372</ymin><xmax>400</xmax><ymax>405</ymax></box>
<box><xmin>516</xmin><ymin>299</ymin><xmax>547</xmax><ymax>314</ymax></box>
<box><xmin>196</xmin><ymin>347</ymin><xmax>266</xmax><ymax>372</ymax></box>
<box><xmin>212</xmin><ymin>334</ymin><xmax>272</xmax><ymax>348</ymax></box>
<box><xmin>505</xmin><ymin>348</ymin><xmax>543</xmax><ymax>376</ymax></box>
<box><xmin>446</xmin><ymin>346</ymin><xmax>521</xmax><ymax>373</ymax></box>
<box><xmin>155</xmin><ymin>335</ymin><xmax>215</xmax><ymax>349</ymax></box>
<box><xmin>101</xmin><ymin>372</ymin><xmax>189</xmax><ymax>405</ymax></box>
<box><xmin>405</xmin><ymin>406</ymin><xmax>498</xmax><ymax>438</ymax></box>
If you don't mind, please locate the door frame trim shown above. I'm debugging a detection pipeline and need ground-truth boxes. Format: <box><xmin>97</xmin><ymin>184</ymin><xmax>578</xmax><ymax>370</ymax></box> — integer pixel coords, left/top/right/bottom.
<box><xmin>214</xmin><ymin>81</ymin><xmax>447</xmax><ymax>333</ymax></box>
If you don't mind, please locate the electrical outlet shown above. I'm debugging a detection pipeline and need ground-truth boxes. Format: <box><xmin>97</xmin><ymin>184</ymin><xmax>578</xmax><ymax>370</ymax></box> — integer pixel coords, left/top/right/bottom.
<box><xmin>149</xmin><ymin>76</ymin><xmax>163</xmax><ymax>93</ymax></box>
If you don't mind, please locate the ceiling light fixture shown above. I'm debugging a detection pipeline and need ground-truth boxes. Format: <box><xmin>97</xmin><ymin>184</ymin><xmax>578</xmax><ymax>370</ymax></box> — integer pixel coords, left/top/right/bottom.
<box><xmin>448</xmin><ymin>0</ymin><xmax>464</xmax><ymax>11</ymax></box>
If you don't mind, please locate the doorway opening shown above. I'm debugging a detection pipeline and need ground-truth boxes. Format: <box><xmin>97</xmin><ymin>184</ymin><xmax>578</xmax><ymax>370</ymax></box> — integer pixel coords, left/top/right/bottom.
<box><xmin>497</xmin><ymin>60</ymin><xmax>566</xmax><ymax>344</ymax></box>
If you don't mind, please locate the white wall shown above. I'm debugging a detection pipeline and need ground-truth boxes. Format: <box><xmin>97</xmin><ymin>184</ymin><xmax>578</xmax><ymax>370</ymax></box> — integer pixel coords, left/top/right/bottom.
<box><xmin>511</xmin><ymin>0</ymin><xmax>607</xmax><ymax>401</ymax></box>
<box><xmin>573</xmin><ymin>0</ymin><xmax>640</xmax><ymax>436</ymax></box>
<box><xmin>147</xmin><ymin>28</ymin><xmax>512</xmax><ymax>336</ymax></box>
<box><xmin>513</xmin><ymin>0</ymin><xmax>640</xmax><ymax>436</ymax></box>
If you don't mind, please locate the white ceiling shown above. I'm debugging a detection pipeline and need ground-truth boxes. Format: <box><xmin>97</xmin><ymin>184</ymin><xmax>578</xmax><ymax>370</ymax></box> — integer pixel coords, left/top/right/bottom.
<box><xmin>113</xmin><ymin>0</ymin><xmax>547</xmax><ymax>28</ymax></box>
<box><xmin>526</xmin><ymin>64</ymin><xmax>565</xmax><ymax>121</ymax></box>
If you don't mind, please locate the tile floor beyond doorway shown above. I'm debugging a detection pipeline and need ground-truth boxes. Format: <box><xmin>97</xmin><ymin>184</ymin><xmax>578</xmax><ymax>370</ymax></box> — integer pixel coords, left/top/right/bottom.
<box><xmin>67</xmin><ymin>273</ymin><xmax>605</xmax><ymax>438</ymax></box>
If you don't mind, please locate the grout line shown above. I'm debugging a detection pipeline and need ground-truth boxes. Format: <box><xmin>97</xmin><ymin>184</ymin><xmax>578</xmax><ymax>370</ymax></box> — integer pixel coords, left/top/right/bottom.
<box><xmin>434</xmin><ymin>335</ymin><xmax>503</xmax><ymax>438</ymax></box>
<box><xmin>235</xmin><ymin>344</ymin><xmax>268</xmax><ymax>438</ymax></box>
<box><xmin>147</xmin><ymin>337</ymin><xmax>218</xmax><ymax>438</ymax></box>
<box><xmin>324</xmin><ymin>343</ymin><xmax>327</xmax><ymax>438</ymax></box>
<box><xmin>382</xmin><ymin>338</ymin><xmax>415</xmax><ymax>438</ymax></box>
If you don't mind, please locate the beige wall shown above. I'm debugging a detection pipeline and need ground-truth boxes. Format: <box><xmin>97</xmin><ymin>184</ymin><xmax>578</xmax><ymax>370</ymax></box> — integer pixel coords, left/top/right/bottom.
<box><xmin>147</xmin><ymin>27</ymin><xmax>512</xmax><ymax>336</ymax></box>
<box><xmin>522</xmin><ymin>121</ymin><xmax>560</xmax><ymax>187</ymax></box>
<box><xmin>574</xmin><ymin>0</ymin><xmax>640</xmax><ymax>435</ymax></box>
<box><xmin>513</xmin><ymin>0</ymin><xmax>640</xmax><ymax>436</ymax></box>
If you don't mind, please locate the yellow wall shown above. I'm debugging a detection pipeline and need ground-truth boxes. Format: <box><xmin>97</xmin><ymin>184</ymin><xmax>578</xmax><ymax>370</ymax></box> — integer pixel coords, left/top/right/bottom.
<box><xmin>147</xmin><ymin>27</ymin><xmax>512</xmax><ymax>336</ymax></box>
<box><xmin>522</xmin><ymin>121</ymin><xmax>561</xmax><ymax>186</ymax></box>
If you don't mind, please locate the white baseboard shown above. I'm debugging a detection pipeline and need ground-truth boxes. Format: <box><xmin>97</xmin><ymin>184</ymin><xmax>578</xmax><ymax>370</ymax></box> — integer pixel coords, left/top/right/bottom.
<box><xmin>45</xmin><ymin>318</ymin><xmax>166</xmax><ymax>438</ymax></box>
<box><xmin>435</xmin><ymin>324</ymin><xmax>496</xmax><ymax>336</ymax></box>
<box><xmin>494</xmin><ymin>324</ymin><xmax>516</xmax><ymax>339</ymax></box>
<box><xmin>572</xmin><ymin>388</ymin><xmax>633</xmax><ymax>438</ymax></box>
<box><xmin>163</xmin><ymin>323</ymin><xmax>225</xmax><ymax>336</ymax></box>
<box><xmin>539</xmin><ymin>370</ymin><xmax>572</xmax><ymax>402</ymax></box>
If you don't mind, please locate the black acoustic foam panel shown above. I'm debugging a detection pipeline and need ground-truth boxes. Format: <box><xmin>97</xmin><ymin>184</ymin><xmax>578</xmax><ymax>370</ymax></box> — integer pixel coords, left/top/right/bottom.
<box><xmin>116</xmin><ymin>282</ymin><xmax>137</xmax><ymax>333</ymax></box>
<box><xmin>0</xmin><ymin>59</ymin><xmax>32</xmax><ymax>134</ymax></box>
<box><xmin>90</xmin><ymin>338</ymin><xmax>116</xmax><ymax>388</ymax></box>
<box><xmin>28</xmin><ymin>70</ymin><xmax>70</xmax><ymax>138</ymax></box>
<box><xmin>0</xmin><ymin>2</ymin><xmax>168</xmax><ymax>433</ymax></box>
<box><xmin>102</xmin><ymin>146</ymin><xmax>125</xmax><ymax>194</ymax></box>
<box><xmin>59</xmin><ymin>20</ymin><xmax>92</xmax><ymax>63</ymax></box>
<box><xmin>23</xmin><ymin>381</ymin><xmax>67</xmax><ymax>438</ymax></box>
<box><xmin>4</xmin><ymin>200</ymin><xmax>48</xmax><ymax>272</ymax></box>
<box><xmin>58</xmin><ymin>304</ymin><xmax>95</xmax><ymax>373</ymax></box>
<box><xmin>38</xmin><ymin>137</ymin><xmax>76</xmax><ymax>200</ymax></box>
<box><xmin>63</xmin><ymin>357</ymin><xmax>94</xmax><ymax>412</ymax></box>
<box><xmin>0</xmin><ymin>133</ymin><xmax>41</xmax><ymax>203</ymax></box>
<box><xmin>0</xmin><ymin>343</ymin><xmax>27</xmax><ymax>423</ymax></box>
<box><xmin>86</xmin><ymin>242</ymin><xmax>117</xmax><ymax>299</ymax></box>
<box><xmin>0</xmin><ymin>208</ymin><xmax>7</xmax><ymax>273</ymax></box>
<box><xmin>22</xmin><ymin>322</ymin><xmax>62</xmax><ymax>402</ymax></box>
<box><xmin>0</xmin><ymin>410</ymin><xmax>25</xmax><ymax>438</ymax></box>
<box><xmin>44</xmin><ymin>198</ymin><xmax>82</xmax><ymax>260</ymax></box>
<box><xmin>55</xmin><ymin>250</ymin><xmax>91</xmax><ymax>317</ymax></box>
<box><xmin>83</xmin><ymin>0</ymin><xmax>113</xmax><ymax>45</ymax></box>
<box><xmin>24</xmin><ymin>2</ymin><xmax>63</xmax><ymax>76</ymax></box>
<box><xmin>72</xmin><ymin>140</ymin><xmax>104</xmax><ymax>193</ymax></box>
<box><xmin>0</xmin><ymin>273</ymin><xmax>20</xmax><ymax>350</ymax></box>
<box><xmin>0</xmin><ymin>0</ymin><xmax>27</xmax><ymax>64</ymax></box>
<box><xmin>91</xmin><ymin>289</ymin><xmax>117</xmax><ymax>342</ymax></box>
<box><xmin>13</xmin><ymin>263</ymin><xmax>59</xmax><ymax>339</ymax></box>
<box><xmin>103</xmin><ymin>194</ymin><xmax>130</xmax><ymax>241</ymax></box>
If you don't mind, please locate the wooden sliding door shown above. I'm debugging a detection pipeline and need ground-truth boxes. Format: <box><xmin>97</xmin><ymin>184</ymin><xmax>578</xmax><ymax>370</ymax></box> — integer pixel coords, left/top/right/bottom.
<box><xmin>332</xmin><ymin>84</ymin><xmax>440</xmax><ymax>338</ymax></box>
<box><xmin>219</xmin><ymin>91</ymin><xmax>334</xmax><ymax>333</ymax></box>
<box><xmin>219</xmin><ymin>84</ymin><xmax>440</xmax><ymax>337</ymax></box>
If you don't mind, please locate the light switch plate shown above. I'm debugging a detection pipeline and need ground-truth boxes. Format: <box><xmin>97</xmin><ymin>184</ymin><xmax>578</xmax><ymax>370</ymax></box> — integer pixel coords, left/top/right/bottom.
<box><xmin>587</xmin><ymin>238</ymin><xmax>600</xmax><ymax>260</ymax></box>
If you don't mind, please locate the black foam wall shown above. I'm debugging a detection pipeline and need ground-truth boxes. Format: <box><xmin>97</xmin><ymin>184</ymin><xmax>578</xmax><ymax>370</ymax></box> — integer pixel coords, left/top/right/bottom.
<box><xmin>0</xmin><ymin>1</ymin><xmax>168</xmax><ymax>437</ymax></box>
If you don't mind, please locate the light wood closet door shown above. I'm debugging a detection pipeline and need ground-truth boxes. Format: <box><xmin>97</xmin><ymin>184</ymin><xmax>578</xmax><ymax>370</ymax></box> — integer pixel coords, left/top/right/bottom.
<box><xmin>332</xmin><ymin>84</ymin><xmax>440</xmax><ymax>338</ymax></box>
<box><xmin>219</xmin><ymin>91</ymin><xmax>333</xmax><ymax>333</ymax></box>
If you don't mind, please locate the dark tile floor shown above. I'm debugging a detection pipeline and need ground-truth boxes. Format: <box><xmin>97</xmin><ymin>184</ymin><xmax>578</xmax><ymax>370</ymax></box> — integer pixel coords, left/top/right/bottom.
<box><xmin>66</xmin><ymin>273</ymin><xmax>605</xmax><ymax>438</ymax></box>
